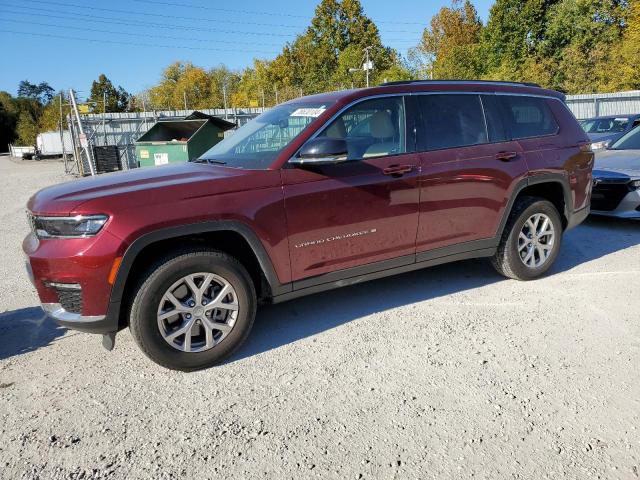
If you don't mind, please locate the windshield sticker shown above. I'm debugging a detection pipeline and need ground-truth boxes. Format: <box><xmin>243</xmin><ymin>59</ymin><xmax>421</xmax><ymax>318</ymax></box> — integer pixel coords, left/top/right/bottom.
<box><xmin>291</xmin><ymin>107</ymin><xmax>326</xmax><ymax>118</ymax></box>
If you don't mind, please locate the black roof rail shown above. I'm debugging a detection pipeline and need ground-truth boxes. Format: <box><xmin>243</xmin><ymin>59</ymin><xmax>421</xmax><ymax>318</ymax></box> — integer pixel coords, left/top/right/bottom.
<box><xmin>380</xmin><ymin>79</ymin><xmax>542</xmax><ymax>88</ymax></box>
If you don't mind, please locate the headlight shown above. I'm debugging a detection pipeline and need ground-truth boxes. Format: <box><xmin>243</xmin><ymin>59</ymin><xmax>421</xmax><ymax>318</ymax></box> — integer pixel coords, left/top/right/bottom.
<box><xmin>630</xmin><ymin>180</ymin><xmax>640</xmax><ymax>190</ymax></box>
<box><xmin>590</xmin><ymin>140</ymin><xmax>610</xmax><ymax>150</ymax></box>
<box><xmin>30</xmin><ymin>214</ymin><xmax>108</xmax><ymax>239</ymax></box>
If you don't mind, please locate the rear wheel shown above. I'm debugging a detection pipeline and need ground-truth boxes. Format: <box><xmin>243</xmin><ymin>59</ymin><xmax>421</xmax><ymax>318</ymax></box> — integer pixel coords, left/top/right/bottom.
<box><xmin>492</xmin><ymin>197</ymin><xmax>563</xmax><ymax>280</ymax></box>
<box><xmin>129</xmin><ymin>249</ymin><xmax>256</xmax><ymax>371</ymax></box>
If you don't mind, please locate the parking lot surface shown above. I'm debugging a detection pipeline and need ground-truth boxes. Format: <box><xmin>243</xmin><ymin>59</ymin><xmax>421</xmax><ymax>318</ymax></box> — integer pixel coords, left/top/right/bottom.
<box><xmin>1</xmin><ymin>157</ymin><xmax>639</xmax><ymax>479</ymax></box>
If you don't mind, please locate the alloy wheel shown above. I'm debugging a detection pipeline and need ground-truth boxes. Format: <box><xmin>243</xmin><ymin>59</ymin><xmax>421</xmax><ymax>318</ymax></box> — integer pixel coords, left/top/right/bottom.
<box><xmin>517</xmin><ymin>213</ymin><xmax>556</xmax><ymax>269</ymax></box>
<box><xmin>157</xmin><ymin>272</ymin><xmax>239</xmax><ymax>353</ymax></box>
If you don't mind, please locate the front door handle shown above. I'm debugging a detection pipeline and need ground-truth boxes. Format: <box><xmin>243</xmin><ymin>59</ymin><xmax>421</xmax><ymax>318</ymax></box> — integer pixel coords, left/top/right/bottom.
<box><xmin>495</xmin><ymin>151</ymin><xmax>518</xmax><ymax>162</ymax></box>
<box><xmin>383</xmin><ymin>164</ymin><xmax>414</xmax><ymax>176</ymax></box>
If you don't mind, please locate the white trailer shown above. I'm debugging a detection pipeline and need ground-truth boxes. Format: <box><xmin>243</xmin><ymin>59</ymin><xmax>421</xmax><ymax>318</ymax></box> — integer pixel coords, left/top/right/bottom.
<box><xmin>35</xmin><ymin>131</ymin><xmax>73</xmax><ymax>158</ymax></box>
<box><xmin>9</xmin><ymin>145</ymin><xmax>36</xmax><ymax>158</ymax></box>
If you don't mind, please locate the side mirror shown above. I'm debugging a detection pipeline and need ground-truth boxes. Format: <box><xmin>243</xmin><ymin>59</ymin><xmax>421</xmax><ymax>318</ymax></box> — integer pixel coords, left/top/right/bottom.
<box><xmin>291</xmin><ymin>137</ymin><xmax>348</xmax><ymax>166</ymax></box>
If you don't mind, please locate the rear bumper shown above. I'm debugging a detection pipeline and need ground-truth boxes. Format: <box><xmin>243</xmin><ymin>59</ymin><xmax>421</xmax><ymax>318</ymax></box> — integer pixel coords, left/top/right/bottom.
<box><xmin>566</xmin><ymin>205</ymin><xmax>590</xmax><ymax>231</ymax></box>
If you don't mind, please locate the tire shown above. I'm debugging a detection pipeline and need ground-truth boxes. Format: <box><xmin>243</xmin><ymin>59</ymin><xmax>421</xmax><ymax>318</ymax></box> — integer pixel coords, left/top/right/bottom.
<box><xmin>492</xmin><ymin>196</ymin><xmax>563</xmax><ymax>281</ymax></box>
<box><xmin>129</xmin><ymin>249</ymin><xmax>256</xmax><ymax>371</ymax></box>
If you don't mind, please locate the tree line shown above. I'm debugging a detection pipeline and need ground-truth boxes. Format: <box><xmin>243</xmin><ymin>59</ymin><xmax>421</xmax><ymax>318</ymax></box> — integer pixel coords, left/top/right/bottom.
<box><xmin>1</xmin><ymin>0</ymin><xmax>639</xmax><ymax>150</ymax></box>
<box><xmin>0</xmin><ymin>75</ymin><xmax>131</xmax><ymax>149</ymax></box>
<box><xmin>412</xmin><ymin>0</ymin><xmax>639</xmax><ymax>93</ymax></box>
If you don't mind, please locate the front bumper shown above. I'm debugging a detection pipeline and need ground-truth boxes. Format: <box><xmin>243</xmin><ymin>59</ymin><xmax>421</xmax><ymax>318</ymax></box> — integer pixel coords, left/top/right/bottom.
<box><xmin>41</xmin><ymin>303</ymin><xmax>111</xmax><ymax>334</ymax></box>
<box><xmin>23</xmin><ymin>228</ymin><xmax>127</xmax><ymax>334</ymax></box>
<box><xmin>591</xmin><ymin>187</ymin><xmax>640</xmax><ymax>219</ymax></box>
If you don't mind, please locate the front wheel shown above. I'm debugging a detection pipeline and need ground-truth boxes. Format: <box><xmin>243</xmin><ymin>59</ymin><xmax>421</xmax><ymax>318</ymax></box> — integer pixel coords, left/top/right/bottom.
<box><xmin>129</xmin><ymin>249</ymin><xmax>256</xmax><ymax>371</ymax></box>
<box><xmin>492</xmin><ymin>197</ymin><xmax>563</xmax><ymax>280</ymax></box>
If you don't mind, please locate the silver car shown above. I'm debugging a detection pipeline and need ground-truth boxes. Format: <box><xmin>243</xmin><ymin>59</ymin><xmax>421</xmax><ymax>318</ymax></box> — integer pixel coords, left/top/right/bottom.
<box><xmin>591</xmin><ymin>126</ymin><xmax>640</xmax><ymax>218</ymax></box>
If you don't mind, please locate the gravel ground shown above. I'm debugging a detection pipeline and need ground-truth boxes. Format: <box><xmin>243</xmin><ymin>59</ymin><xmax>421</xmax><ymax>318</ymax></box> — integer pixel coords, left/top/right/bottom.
<box><xmin>1</xmin><ymin>156</ymin><xmax>639</xmax><ymax>480</ymax></box>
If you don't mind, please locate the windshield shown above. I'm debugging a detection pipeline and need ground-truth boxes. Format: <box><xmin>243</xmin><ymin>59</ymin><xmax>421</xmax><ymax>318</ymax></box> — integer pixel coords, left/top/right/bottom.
<box><xmin>580</xmin><ymin>117</ymin><xmax>630</xmax><ymax>134</ymax></box>
<box><xmin>198</xmin><ymin>101</ymin><xmax>334</xmax><ymax>169</ymax></box>
<box><xmin>610</xmin><ymin>125</ymin><xmax>640</xmax><ymax>150</ymax></box>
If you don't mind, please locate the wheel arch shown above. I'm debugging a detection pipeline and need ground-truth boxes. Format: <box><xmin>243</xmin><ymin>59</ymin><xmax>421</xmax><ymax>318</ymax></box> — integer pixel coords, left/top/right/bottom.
<box><xmin>107</xmin><ymin>221</ymin><xmax>290</xmax><ymax>331</ymax></box>
<box><xmin>498</xmin><ymin>174</ymin><xmax>573</xmax><ymax>238</ymax></box>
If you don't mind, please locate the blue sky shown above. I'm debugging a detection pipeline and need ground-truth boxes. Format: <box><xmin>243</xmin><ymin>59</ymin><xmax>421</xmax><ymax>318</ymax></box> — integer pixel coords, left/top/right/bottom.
<box><xmin>0</xmin><ymin>0</ymin><xmax>494</xmax><ymax>97</ymax></box>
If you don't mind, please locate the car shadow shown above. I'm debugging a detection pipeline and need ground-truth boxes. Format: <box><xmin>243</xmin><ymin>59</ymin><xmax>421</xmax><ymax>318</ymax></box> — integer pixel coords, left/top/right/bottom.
<box><xmin>0</xmin><ymin>307</ymin><xmax>67</xmax><ymax>361</ymax></box>
<box><xmin>553</xmin><ymin>215</ymin><xmax>640</xmax><ymax>272</ymax></box>
<box><xmin>231</xmin><ymin>216</ymin><xmax>640</xmax><ymax>363</ymax></box>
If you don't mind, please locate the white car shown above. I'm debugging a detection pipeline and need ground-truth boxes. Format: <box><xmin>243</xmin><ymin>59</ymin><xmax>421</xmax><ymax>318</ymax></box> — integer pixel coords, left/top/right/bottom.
<box><xmin>591</xmin><ymin>126</ymin><xmax>640</xmax><ymax>219</ymax></box>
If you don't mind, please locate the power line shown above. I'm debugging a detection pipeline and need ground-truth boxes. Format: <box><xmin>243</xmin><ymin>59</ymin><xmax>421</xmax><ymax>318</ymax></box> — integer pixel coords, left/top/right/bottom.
<box><xmin>3</xmin><ymin>0</ymin><xmax>302</xmax><ymax>32</ymax></box>
<box><xmin>0</xmin><ymin>29</ymin><xmax>282</xmax><ymax>54</ymax></box>
<box><xmin>129</xmin><ymin>0</ymin><xmax>427</xmax><ymax>25</ymax></box>
<box><xmin>0</xmin><ymin>11</ymin><xmax>288</xmax><ymax>47</ymax></box>
<box><xmin>1</xmin><ymin>7</ymin><xmax>421</xmax><ymax>44</ymax></box>
<box><xmin>0</xmin><ymin>6</ymin><xmax>296</xmax><ymax>38</ymax></box>
<box><xmin>0</xmin><ymin>18</ymin><xmax>281</xmax><ymax>54</ymax></box>
<box><xmin>12</xmin><ymin>0</ymin><xmax>301</xmax><ymax>30</ymax></box>
<box><xmin>2</xmin><ymin>0</ymin><xmax>424</xmax><ymax>35</ymax></box>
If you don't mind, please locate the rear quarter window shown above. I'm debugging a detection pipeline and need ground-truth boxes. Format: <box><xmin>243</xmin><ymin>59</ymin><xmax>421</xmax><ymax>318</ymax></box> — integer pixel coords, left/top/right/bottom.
<box><xmin>417</xmin><ymin>94</ymin><xmax>488</xmax><ymax>151</ymax></box>
<box><xmin>499</xmin><ymin>95</ymin><xmax>559</xmax><ymax>139</ymax></box>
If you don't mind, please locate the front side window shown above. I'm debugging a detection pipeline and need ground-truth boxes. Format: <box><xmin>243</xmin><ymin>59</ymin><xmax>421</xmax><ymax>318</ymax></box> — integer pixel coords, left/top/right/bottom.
<box><xmin>500</xmin><ymin>96</ymin><xmax>559</xmax><ymax>139</ymax></box>
<box><xmin>199</xmin><ymin>101</ymin><xmax>334</xmax><ymax>169</ymax></box>
<box><xmin>316</xmin><ymin>97</ymin><xmax>406</xmax><ymax>160</ymax></box>
<box><xmin>418</xmin><ymin>94</ymin><xmax>488</xmax><ymax>151</ymax></box>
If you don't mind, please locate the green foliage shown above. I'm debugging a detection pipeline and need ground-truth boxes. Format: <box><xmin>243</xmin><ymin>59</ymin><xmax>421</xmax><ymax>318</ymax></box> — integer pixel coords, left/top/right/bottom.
<box><xmin>17</xmin><ymin>80</ymin><xmax>55</xmax><ymax>104</ymax></box>
<box><xmin>39</xmin><ymin>92</ymin><xmax>72</xmax><ymax>133</ymax></box>
<box><xmin>0</xmin><ymin>91</ymin><xmax>18</xmax><ymax>151</ymax></box>
<box><xmin>16</xmin><ymin>111</ymin><xmax>39</xmax><ymax>145</ymax></box>
<box><xmin>231</xmin><ymin>0</ymin><xmax>410</xmax><ymax>104</ymax></box>
<box><xmin>412</xmin><ymin>0</ymin><xmax>635</xmax><ymax>94</ymax></box>
<box><xmin>146</xmin><ymin>62</ymin><xmax>240</xmax><ymax>110</ymax></box>
<box><xmin>411</xmin><ymin>0</ymin><xmax>485</xmax><ymax>79</ymax></box>
<box><xmin>88</xmin><ymin>74</ymin><xmax>131</xmax><ymax>113</ymax></box>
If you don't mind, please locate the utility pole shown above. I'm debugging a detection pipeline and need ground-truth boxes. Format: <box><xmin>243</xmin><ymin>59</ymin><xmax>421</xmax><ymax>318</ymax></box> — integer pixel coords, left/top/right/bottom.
<box><xmin>183</xmin><ymin>91</ymin><xmax>188</xmax><ymax>111</ymax></box>
<box><xmin>275</xmin><ymin>88</ymin><xmax>279</xmax><ymax>105</ymax></box>
<box><xmin>102</xmin><ymin>91</ymin><xmax>107</xmax><ymax>146</ymax></box>
<box><xmin>261</xmin><ymin>89</ymin><xmax>265</xmax><ymax>109</ymax></box>
<box><xmin>58</xmin><ymin>92</ymin><xmax>67</xmax><ymax>162</ymax></box>
<box><xmin>222</xmin><ymin>83</ymin><xmax>228</xmax><ymax>120</ymax></box>
<box><xmin>363</xmin><ymin>46</ymin><xmax>373</xmax><ymax>88</ymax></box>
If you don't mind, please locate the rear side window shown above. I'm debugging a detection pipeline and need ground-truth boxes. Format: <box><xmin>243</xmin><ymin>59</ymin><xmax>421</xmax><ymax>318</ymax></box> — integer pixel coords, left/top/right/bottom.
<box><xmin>499</xmin><ymin>96</ymin><xmax>559</xmax><ymax>139</ymax></box>
<box><xmin>418</xmin><ymin>94</ymin><xmax>488</xmax><ymax>151</ymax></box>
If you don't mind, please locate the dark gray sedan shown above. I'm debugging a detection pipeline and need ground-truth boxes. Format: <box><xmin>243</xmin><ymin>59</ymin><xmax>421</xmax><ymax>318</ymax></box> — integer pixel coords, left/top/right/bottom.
<box><xmin>580</xmin><ymin>114</ymin><xmax>640</xmax><ymax>151</ymax></box>
<box><xmin>591</xmin><ymin>126</ymin><xmax>640</xmax><ymax>219</ymax></box>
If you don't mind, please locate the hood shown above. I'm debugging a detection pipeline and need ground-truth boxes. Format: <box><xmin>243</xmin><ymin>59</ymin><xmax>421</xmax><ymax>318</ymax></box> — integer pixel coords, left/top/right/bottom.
<box><xmin>28</xmin><ymin>162</ymin><xmax>280</xmax><ymax>215</ymax></box>
<box><xmin>594</xmin><ymin>150</ymin><xmax>640</xmax><ymax>176</ymax></box>
<box><xmin>594</xmin><ymin>149</ymin><xmax>640</xmax><ymax>179</ymax></box>
<box><xmin>588</xmin><ymin>132</ymin><xmax>623</xmax><ymax>144</ymax></box>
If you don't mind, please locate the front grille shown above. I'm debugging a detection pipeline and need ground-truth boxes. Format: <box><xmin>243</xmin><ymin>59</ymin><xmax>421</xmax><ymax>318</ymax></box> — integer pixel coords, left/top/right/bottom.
<box><xmin>47</xmin><ymin>283</ymin><xmax>83</xmax><ymax>314</ymax></box>
<box><xmin>57</xmin><ymin>289</ymin><xmax>82</xmax><ymax>314</ymax></box>
<box><xmin>27</xmin><ymin>212</ymin><xmax>36</xmax><ymax>234</ymax></box>
<box><xmin>591</xmin><ymin>183</ymin><xmax>630</xmax><ymax>211</ymax></box>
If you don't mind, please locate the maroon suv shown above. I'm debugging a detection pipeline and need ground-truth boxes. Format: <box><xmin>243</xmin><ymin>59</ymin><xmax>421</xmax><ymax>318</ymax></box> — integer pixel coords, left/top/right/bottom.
<box><xmin>23</xmin><ymin>81</ymin><xmax>594</xmax><ymax>370</ymax></box>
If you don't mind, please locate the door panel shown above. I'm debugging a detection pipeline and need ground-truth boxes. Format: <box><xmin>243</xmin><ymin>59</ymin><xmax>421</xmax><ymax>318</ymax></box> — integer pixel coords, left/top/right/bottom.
<box><xmin>417</xmin><ymin>142</ymin><xmax>526</xmax><ymax>252</ymax></box>
<box><xmin>283</xmin><ymin>95</ymin><xmax>420</xmax><ymax>282</ymax></box>
<box><xmin>283</xmin><ymin>155</ymin><xmax>420</xmax><ymax>281</ymax></box>
<box><xmin>414</xmin><ymin>93</ymin><xmax>528</xmax><ymax>253</ymax></box>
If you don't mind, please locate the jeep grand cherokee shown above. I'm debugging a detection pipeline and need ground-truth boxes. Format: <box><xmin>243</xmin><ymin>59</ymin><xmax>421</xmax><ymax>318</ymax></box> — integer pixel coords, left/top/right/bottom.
<box><xmin>23</xmin><ymin>81</ymin><xmax>594</xmax><ymax>371</ymax></box>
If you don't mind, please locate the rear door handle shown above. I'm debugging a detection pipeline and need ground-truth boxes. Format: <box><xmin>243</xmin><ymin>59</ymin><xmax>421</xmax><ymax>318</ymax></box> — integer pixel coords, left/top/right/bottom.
<box><xmin>495</xmin><ymin>151</ymin><xmax>518</xmax><ymax>162</ymax></box>
<box><xmin>383</xmin><ymin>164</ymin><xmax>414</xmax><ymax>176</ymax></box>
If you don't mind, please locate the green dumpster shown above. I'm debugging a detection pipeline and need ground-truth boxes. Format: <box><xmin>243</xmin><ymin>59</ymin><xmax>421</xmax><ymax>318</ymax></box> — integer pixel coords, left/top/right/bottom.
<box><xmin>135</xmin><ymin>112</ymin><xmax>235</xmax><ymax>167</ymax></box>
